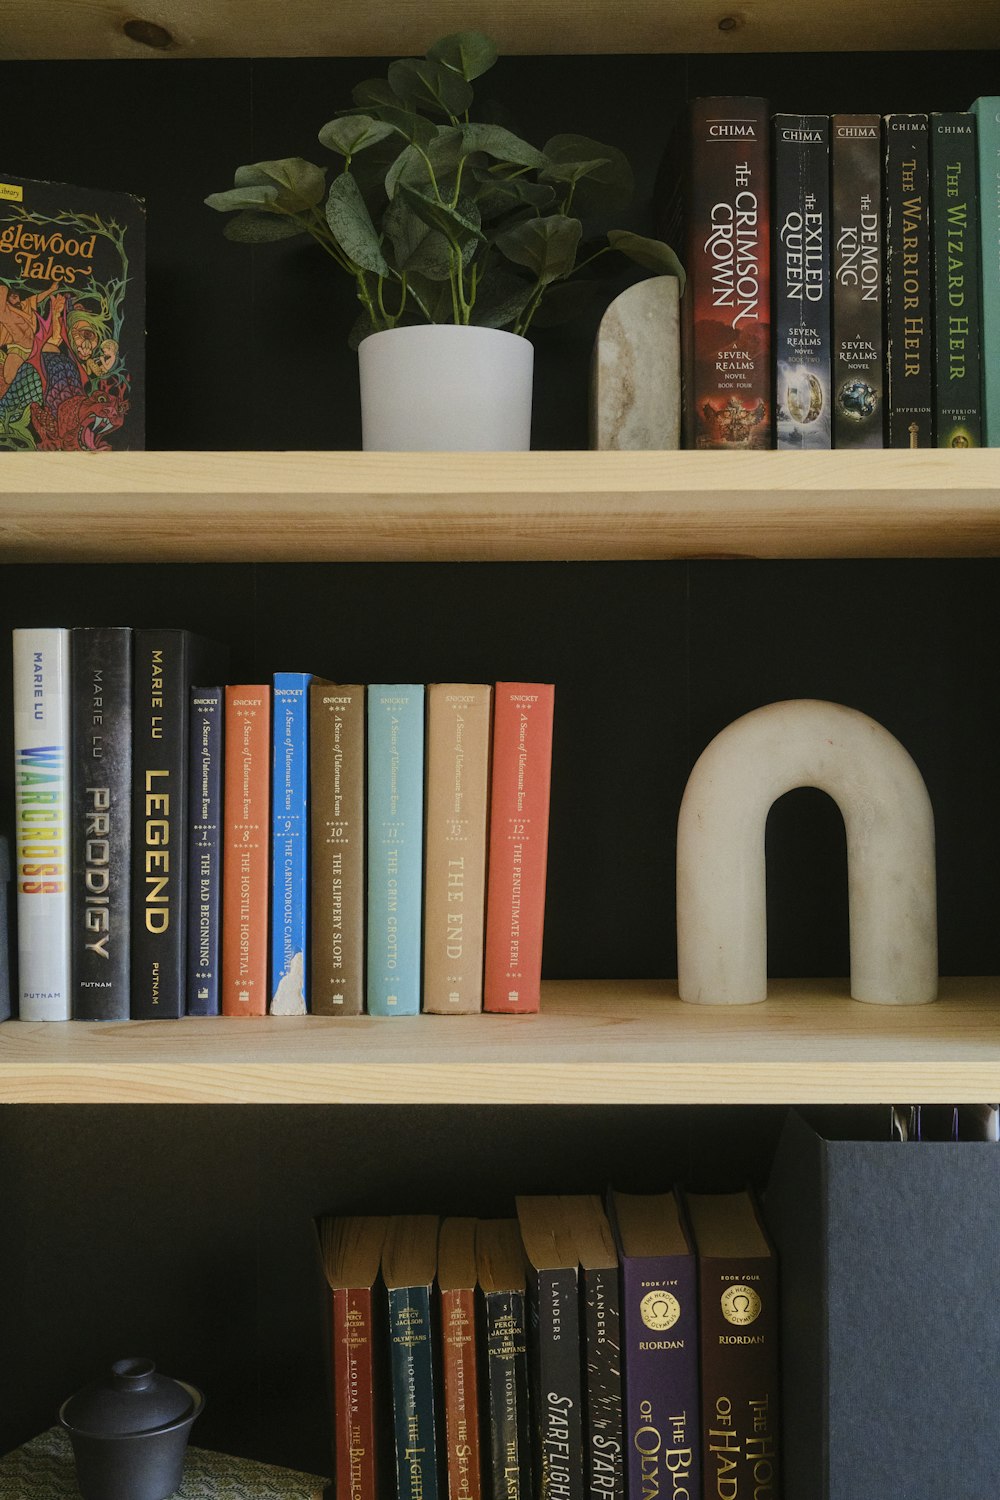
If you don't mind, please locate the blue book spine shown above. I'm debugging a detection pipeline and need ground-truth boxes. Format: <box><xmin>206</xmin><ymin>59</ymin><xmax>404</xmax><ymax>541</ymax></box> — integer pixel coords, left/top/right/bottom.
<box><xmin>186</xmin><ymin>688</ymin><xmax>223</xmax><ymax>1016</ymax></box>
<box><xmin>387</xmin><ymin>1283</ymin><xmax>441</xmax><ymax>1500</ymax></box>
<box><xmin>270</xmin><ymin>672</ymin><xmax>312</xmax><ymax>1013</ymax></box>
<box><xmin>367</xmin><ymin>685</ymin><xmax>425</xmax><ymax>1016</ymax></box>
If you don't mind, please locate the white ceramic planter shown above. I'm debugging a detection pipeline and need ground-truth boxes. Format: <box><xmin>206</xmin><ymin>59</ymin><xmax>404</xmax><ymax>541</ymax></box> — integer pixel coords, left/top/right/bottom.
<box><xmin>358</xmin><ymin>324</ymin><xmax>533</xmax><ymax>451</ymax></box>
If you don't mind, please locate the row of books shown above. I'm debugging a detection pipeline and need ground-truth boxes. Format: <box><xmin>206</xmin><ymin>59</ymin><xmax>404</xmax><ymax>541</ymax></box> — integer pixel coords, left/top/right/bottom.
<box><xmin>319</xmin><ymin>1192</ymin><xmax>778</xmax><ymax>1500</ymax></box>
<box><xmin>678</xmin><ymin>95</ymin><xmax>1000</xmax><ymax>450</ymax></box>
<box><xmin>11</xmin><ymin>625</ymin><xmax>554</xmax><ymax>1021</ymax></box>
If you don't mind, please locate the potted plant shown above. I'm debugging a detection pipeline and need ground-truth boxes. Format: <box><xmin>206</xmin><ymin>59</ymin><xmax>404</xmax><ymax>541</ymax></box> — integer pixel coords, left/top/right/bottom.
<box><xmin>206</xmin><ymin>31</ymin><xmax>681</xmax><ymax>451</ymax></box>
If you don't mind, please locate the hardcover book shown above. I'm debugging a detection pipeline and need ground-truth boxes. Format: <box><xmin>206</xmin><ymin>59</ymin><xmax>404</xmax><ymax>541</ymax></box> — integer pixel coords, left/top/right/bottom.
<box><xmin>476</xmin><ymin>1219</ymin><xmax>533</xmax><ymax>1500</ymax></box>
<box><xmin>319</xmin><ymin>1215</ymin><xmax>389</xmax><ymax>1500</ymax></box>
<box><xmin>131</xmin><ymin>630</ymin><xmax>229</xmax><ymax>1018</ymax></box>
<box><xmin>561</xmin><ymin>1196</ymin><xmax>624</xmax><ymax>1500</ymax></box>
<box><xmin>438</xmin><ymin>1217</ymin><xmax>484</xmax><ymax>1500</ymax></box>
<box><xmin>971</xmin><ymin>98</ymin><xmax>1000</xmax><ymax>444</ymax></box>
<box><xmin>367</xmin><ymin>685</ymin><xmax>425</xmax><ymax>1016</ymax></box>
<box><xmin>382</xmin><ymin>1215</ymin><xmax>442</xmax><ymax>1500</ymax></box>
<box><xmin>423</xmin><ymin>683</ymin><xmax>492</xmax><ymax>1014</ymax></box>
<box><xmin>831</xmin><ymin>114</ymin><xmax>884</xmax><ymax>448</ymax></box>
<box><xmin>70</xmin><ymin>625</ymin><xmax>132</xmax><ymax>1020</ymax></box>
<box><xmin>13</xmin><ymin>627</ymin><xmax>71</xmax><ymax>1021</ymax></box>
<box><xmin>884</xmin><ymin>113</ymin><xmax>933</xmax><ymax>447</ymax></box>
<box><xmin>483</xmin><ymin>683</ymin><xmax>555</xmax><ymax>1014</ymax></box>
<box><xmin>222</xmin><ymin>684</ymin><xmax>271</xmax><ymax>1017</ymax></box>
<box><xmin>186</xmin><ymin>687</ymin><xmax>224</xmax><ymax>1016</ymax></box>
<box><xmin>610</xmin><ymin>1190</ymin><xmax>699</xmax><ymax>1500</ymax></box>
<box><xmin>684</xmin><ymin>97</ymin><xmax>772</xmax><ymax>449</ymax></box>
<box><xmin>310</xmin><ymin>683</ymin><xmax>365</xmax><ymax>1016</ymax></box>
<box><xmin>685</xmin><ymin>1190</ymin><xmax>779</xmax><ymax>1500</ymax></box>
<box><xmin>773</xmin><ymin>113</ymin><xmax>831</xmax><ymax>450</ymax></box>
<box><xmin>931</xmin><ymin>112</ymin><xmax>982</xmax><ymax>447</ymax></box>
<box><xmin>0</xmin><ymin>837</ymin><xmax>10</xmax><ymax>1021</ymax></box>
<box><xmin>271</xmin><ymin>671</ymin><xmax>313</xmax><ymax>1015</ymax></box>
<box><xmin>0</xmin><ymin>172</ymin><xmax>144</xmax><ymax>451</ymax></box>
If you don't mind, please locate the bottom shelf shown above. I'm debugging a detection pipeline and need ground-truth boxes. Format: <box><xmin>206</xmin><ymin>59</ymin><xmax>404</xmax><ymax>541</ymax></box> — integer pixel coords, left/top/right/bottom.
<box><xmin>0</xmin><ymin>976</ymin><xmax>997</xmax><ymax>1104</ymax></box>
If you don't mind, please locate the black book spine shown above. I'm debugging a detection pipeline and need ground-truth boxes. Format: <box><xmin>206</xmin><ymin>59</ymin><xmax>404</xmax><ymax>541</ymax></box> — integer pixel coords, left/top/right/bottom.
<box><xmin>0</xmin><ymin>836</ymin><xmax>11</xmax><ymax>1021</ymax></box>
<box><xmin>483</xmin><ymin>1288</ymin><xmax>532</xmax><ymax>1500</ymax></box>
<box><xmin>773</xmin><ymin>114</ymin><xmax>832</xmax><ymax>450</ymax></box>
<box><xmin>884</xmin><ymin>113</ymin><xmax>934</xmax><ymax>447</ymax></box>
<box><xmin>71</xmin><ymin>626</ymin><xmax>132</xmax><ymax>1020</ymax></box>
<box><xmin>186</xmin><ymin>687</ymin><xmax>224</xmax><ymax>1015</ymax></box>
<box><xmin>528</xmin><ymin>1269</ymin><xmax>584</xmax><ymax>1500</ymax></box>
<box><xmin>582</xmin><ymin>1267</ymin><xmax>623</xmax><ymax>1500</ymax></box>
<box><xmin>831</xmin><ymin>114</ymin><xmax>884</xmax><ymax>448</ymax></box>
<box><xmin>931</xmin><ymin>112</ymin><xmax>983</xmax><ymax>447</ymax></box>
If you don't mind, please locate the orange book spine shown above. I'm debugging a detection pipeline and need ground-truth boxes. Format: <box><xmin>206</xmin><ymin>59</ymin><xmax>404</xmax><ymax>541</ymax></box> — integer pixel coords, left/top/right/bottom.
<box><xmin>441</xmin><ymin>1287</ymin><xmax>483</xmax><ymax>1500</ymax></box>
<box><xmin>221</xmin><ymin>685</ymin><xmax>270</xmax><ymax>1016</ymax></box>
<box><xmin>483</xmin><ymin>683</ymin><xmax>555</xmax><ymax>1014</ymax></box>
<box><xmin>333</xmin><ymin>1286</ymin><xmax>379</xmax><ymax>1500</ymax></box>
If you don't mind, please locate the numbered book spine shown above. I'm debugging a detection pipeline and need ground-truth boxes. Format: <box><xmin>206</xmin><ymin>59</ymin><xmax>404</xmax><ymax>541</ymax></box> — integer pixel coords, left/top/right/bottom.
<box><xmin>581</xmin><ymin>1265</ymin><xmax>624</xmax><ymax>1500</ymax></box>
<box><xmin>483</xmin><ymin>683</ymin><xmax>555</xmax><ymax>1014</ymax></box>
<box><xmin>367</xmin><ymin>686</ymin><xmax>425</xmax><ymax>1017</ymax></box>
<box><xmin>332</xmin><ymin>1286</ymin><xmax>379</xmax><ymax>1500</ymax></box>
<box><xmin>70</xmin><ymin>626</ymin><xmax>132</xmax><ymax>1020</ymax></box>
<box><xmin>423</xmin><ymin>684</ymin><xmax>491</xmax><ymax>1014</ymax></box>
<box><xmin>526</xmin><ymin>1268</ymin><xmax>584</xmax><ymax>1500</ymax></box>
<box><xmin>310</xmin><ymin>684</ymin><xmax>365</xmax><ymax>1016</ymax></box>
<box><xmin>271</xmin><ymin>671</ymin><xmax>312</xmax><ymax>1014</ymax></box>
<box><xmin>685</xmin><ymin>96</ymin><xmax>772</xmax><ymax>449</ymax></box>
<box><xmin>618</xmin><ymin>1249</ymin><xmax>699</xmax><ymax>1500</ymax></box>
<box><xmin>931</xmin><ymin>112</ymin><xmax>982</xmax><ymax>447</ymax></box>
<box><xmin>441</xmin><ymin>1287</ymin><xmax>483</xmax><ymax>1500</ymax></box>
<box><xmin>972</xmin><ymin>98</ymin><xmax>1000</xmax><ymax>444</ymax></box>
<box><xmin>387</xmin><ymin>1284</ymin><xmax>441</xmax><ymax>1500</ymax></box>
<box><xmin>221</xmin><ymin>685</ymin><xmax>270</xmax><ymax>1016</ymax></box>
<box><xmin>831</xmin><ymin>114</ymin><xmax>884</xmax><ymax>448</ymax></box>
<box><xmin>186</xmin><ymin>687</ymin><xmax>223</xmax><ymax>1015</ymax></box>
<box><xmin>13</xmin><ymin>627</ymin><xmax>71</xmax><ymax>1020</ymax></box>
<box><xmin>482</xmin><ymin>1289</ymin><xmax>532</xmax><ymax>1500</ymax></box>
<box><xmin>773</xmin><ymin>114</ymin><xmax>831</xmax><ymax>450</ymax></box>
<box><xmin>884</xmin><ymin>113</ymin><xmax>933</xmax><ymax>447</ymax></box>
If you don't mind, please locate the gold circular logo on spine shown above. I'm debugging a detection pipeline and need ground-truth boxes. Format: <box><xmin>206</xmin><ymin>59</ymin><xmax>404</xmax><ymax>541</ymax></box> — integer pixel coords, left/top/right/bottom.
<box><xmin>721</xmin><ymin>1284</ymin><xmax>762</xmax><ymax>1326</ymax></box>
<box><xmin>640</xmin><ymin>1290</ymin><xmax>681</xmax><ymax>1330</ymax></box>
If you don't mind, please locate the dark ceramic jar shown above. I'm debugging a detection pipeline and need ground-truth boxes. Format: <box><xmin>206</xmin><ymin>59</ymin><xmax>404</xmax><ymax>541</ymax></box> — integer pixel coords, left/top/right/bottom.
<box><xmin>59</xmin><ymin>1357</ymin><xmax>204</xmax><ymax>1500</ymax></box>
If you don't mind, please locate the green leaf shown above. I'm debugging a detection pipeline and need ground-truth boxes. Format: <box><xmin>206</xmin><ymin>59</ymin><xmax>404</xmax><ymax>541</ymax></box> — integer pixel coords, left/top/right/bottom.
<box><xmin>541</xmin><ymin>134</ymin><xmax>634</xmax><ymax>215</ymax></box>
<box><xmin>383</xmin><ymin>195</ymin><xmax>455</xmax><ymax>280</ymax></box>
<box><xmin>406</xmin><ymin>271</ymin><xmax>459</xmax><ymax>323</ymax></box>
<box><xmin>396</xmin><ymin>183</ymin><xmax>484</xmax><ymax>250</ymax></box>
<box><xmin>385</xmin><ymin>128</ymin><xmax>467</xmax><ymax>200</ymax></box>
<box><xmin>607</xmin><ymin>230</ymin><xmax>686</xmax><ymax>292</ymax></box>
<box><xmin>326</xmin><ymin>173</ymin><xmax>391</xmax><ymax>275</ymax></box>
<box><xmin>233</xmin><ymin>157</ymin><xmax>327</xmax><ymax>210</ymax></box>
<box><xmin>338</xmin><ymin>101</ymin><xmax>437</xmax><ymax>147</ymax></box>
<box><xmin>318</xmin><ymin>115</ymin><xmax>396</xmax><ymax>158</ymax></box>
<box><xmin>471</xmin><ymin>268</ymin><xmax>534</xmax><ymax>329</ymax></box>
<box><xmin>352</xmin><ymin>78</ymin><xmax>400</xmax><ymax>109</ymax></box>
<box><xmin>388</xmin><ymin>57</ymin><xmax>473</xmax><ymax>118</ymax></box>
<box><xmin>348</xmin><ymin>308</ymin><xmax>379</xmax><ymax>351</ymax></box>
<box><xmin>222</xmin><ymin>210</ymin><xmax>308</xmax><ymax>243</ymax></box>
<box><xmin>205</xmin><ymin>184</ymin><xmax>281</xmax><ymax>214</ymax></box>
<box><xmin>471</xmin><ymin>172</ymin><xmax>556</xmax><ymax>223</ymax></box>
<box><xmin>426</xmin><ymin>31</ymin><xmax>498</xmax><ymax>81</ymax></box>
<box><xmin>459</xmin><ymin>123</ymin><xmax>548</xmax><ymax>170</ymax></box>
<box><xmin>495</xmin><ymin>213</ymin><xmax>582</xmax><ymax>284</ymax></box>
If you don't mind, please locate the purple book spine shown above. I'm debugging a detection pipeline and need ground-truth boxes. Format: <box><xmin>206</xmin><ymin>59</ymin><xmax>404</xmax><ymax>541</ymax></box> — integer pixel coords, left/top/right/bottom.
<box><xmin>620</xmin><ymin>1252</ymin><xmax>700</xmax><ymax>1500</ymax></box>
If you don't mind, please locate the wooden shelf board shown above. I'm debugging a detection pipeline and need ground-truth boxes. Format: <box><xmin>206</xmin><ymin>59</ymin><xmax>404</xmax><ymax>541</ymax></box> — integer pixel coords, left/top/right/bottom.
<box><xmin>1</xmin><ymin>977</ymin><xmax>997</xmax><ymax>1105</ymax></box>
<box><xmin>1</xmin><ymin>450</ymin><xmax>999</xmax><ymax>563</ymax></box>
<box><xmin>4</xmin><ymin>1</ymin><xmax>996</xmax><ymax>61</ymax></box>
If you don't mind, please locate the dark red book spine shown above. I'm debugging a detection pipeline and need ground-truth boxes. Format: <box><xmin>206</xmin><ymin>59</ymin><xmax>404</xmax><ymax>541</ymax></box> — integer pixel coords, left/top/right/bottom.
<box><xmin>333</xmin><ymin>1286</ymin><xmax>379</xmax><ymax>1500</ymax></box>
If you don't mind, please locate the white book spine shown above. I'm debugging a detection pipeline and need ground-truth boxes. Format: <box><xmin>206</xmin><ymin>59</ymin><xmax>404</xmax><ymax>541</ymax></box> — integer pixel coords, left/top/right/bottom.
<box><xmin>13</xmin><ymin>628</ymin><xmax>71</xmax><ymax>1020</ymax></box>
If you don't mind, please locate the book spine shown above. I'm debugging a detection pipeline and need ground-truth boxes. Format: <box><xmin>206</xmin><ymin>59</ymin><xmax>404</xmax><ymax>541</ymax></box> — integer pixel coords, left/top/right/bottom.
<box><xmin>367</xmin><ymin>686</ymin><xmax>425</xmax><ymax>1016</ymax></box>
<box><xmin>698</xmin><ymin>1256</ymin><xmax>779</xmax><ymax>1500</ymax></box>
<box><xmin>685</xmin><ymin>97</ymin><xmax>772</xmax><ymax>449</ymax></box>
<box><xmin>13</xmin><ymin>627</ymin><xmax>71</xmax><ymax>1020</ymax></box>
<box><xmin>0</xmin><ymin>837</ymin><xmax>11</xmax><ymax>1022</ymax></box>
<box><xmin>527</xmin><ymin>1268</ymin><xmax>584</xmax><ymax>1500</ymax></box>
<box><xmin>581</xmin><ymin>1267</ymin><xmax>624</xmax><ymax>1500</ymax></box>
<box><xmin>423</xmin><ymin>684</ymin><xmax>492</xmax><ymax>1014</ymax></box>
<box><xmin>483</xmin><ymin>1289</ymin><xmax>532</xmax><ymax>1500</ymax></box>
<box><xmin>70</xmin><ymin>626</ymin><xmax>132</xmax><ymax>1020</ymax></box>
<box><xmin>332</xmin><ymin>1285</ymin><xmax>379</xmax><ymax>1500</ymax></box>
<box><xmin>931</xmin><ymin>112</ymin><xmax>982</xmax><ymax>447</ymax></box>
<box><xmin>831</xmin><ymin>114</ymin><xmax>884</xmax><ymax>448</ymax></box>
<box><xmin>221</xmin><ymin>685</ymin><xmax>271</xmax><ymax>1016</ymax></box>
<box><xmin>773</xmin><ymin>114</ymin><xmax>831</xmax><ymax>450</ymax></box>
<box><xmin>310</xmin><ymin>684</ymin><xmax>365</xmax><ymax>1015</ymax></box>
<box><xmin>483</xmin><ymin>684</ymin><xmax>554</xmax><ymax>1014</ymax></box>
<box><xmin>620</xmin><ymin>1254</ymin><xmax>700</xmax><ymax>1500</ymax></box>
<box><xmin>972</xmin><ymin>98</ymin><xmax>1000</xmax><ymax>444</ymax></box>
<box><xmin>387</xmin><ymin>1284</ymin><xmax>441</xmax><ymax>1500</ymax></box>
<box><xmin>884</xmin><ymin>113</ymin><xmax>933</xmax><ymax>447</ymax></box>
<box><xmin>186</xmin><ymin>688</ymin><xmax>223</xmax><ymax>1016</ymax></box>
<box><xmin>441</xmin><ymin>1287</ymin><xmax>483</xmax><ymax>1500</ymax></box>
<box><xmin>271</xmin><ymin>671</ymin><xmax>312</xmax><ymax>1014</ymax></box>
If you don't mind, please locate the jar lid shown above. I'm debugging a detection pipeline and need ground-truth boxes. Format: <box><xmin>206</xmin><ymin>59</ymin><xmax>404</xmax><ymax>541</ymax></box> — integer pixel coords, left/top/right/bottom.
<box><xmin>60</xmin><ymin>1359</ymin><xmax>197</xmax><ymax>1437</ymax></box>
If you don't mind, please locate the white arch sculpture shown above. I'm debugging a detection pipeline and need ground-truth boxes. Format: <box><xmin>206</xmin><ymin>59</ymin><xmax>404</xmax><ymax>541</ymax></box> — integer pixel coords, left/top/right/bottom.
<box><xmin>676</xmin><ymin>700</ymin><xmax>938</xmax><ymax>1006</ymax></box>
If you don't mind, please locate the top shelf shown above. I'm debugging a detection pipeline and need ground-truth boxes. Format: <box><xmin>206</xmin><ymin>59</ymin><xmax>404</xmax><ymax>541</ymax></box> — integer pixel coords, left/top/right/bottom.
<box><xmin>4</xmin><ymin>0</ymin><xmax>998</xmax><ymax>61</ymax></box>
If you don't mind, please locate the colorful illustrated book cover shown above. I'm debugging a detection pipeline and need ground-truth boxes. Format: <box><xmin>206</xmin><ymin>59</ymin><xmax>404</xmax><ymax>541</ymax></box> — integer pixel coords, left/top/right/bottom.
<box><xmin>271</xmin><ymin>671</ymin><xmax>312</xmax><ymax>1015</ymax></box>
<box><xmin>0</xmin><ymin>172</ymin><xmax>144</xmax><ymax>451</ymax></box>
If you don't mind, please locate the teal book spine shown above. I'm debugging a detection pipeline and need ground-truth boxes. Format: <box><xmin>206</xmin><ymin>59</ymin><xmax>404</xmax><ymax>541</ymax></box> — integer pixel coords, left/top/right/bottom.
<box><xmin>367</xmin><ymin>685</ymin><xmax>425</xmax><ymax>1016</ymax></box>
<box><xmin>388</xmin><ymin>1284</ymin><xmax>441</xmax><ymax>1500</ymax></box>
<box><xmin>270</xmin><ymin>671</ymin><xmax>312</xmax><ymax>1014</ymax></box>
<box><xmin>972</xmin><ymin>98</ymin><xmax>1000</xmax><ymax>445</ymax></box>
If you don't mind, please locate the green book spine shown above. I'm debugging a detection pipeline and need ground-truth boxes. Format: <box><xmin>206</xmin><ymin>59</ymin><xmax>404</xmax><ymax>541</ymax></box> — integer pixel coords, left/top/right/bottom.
<box><xmin>931</xmin><ymin>113</ymin><xmax>982</xmax><ymax>446</ymax></box>
<box><xmin>972</xmin><ymin>98</ymin><xmax>1000</xmax><ymax>445</ymax></box>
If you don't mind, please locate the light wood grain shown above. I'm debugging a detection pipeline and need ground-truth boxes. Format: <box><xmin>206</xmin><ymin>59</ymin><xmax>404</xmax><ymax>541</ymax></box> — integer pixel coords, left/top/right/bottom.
<box><xmin>3</xmin><ymin>0</ymin><xmax>996</xmax><ymax>60</ymax></box>
<box><xmin>1</xmin><ymin>450</ymin><xmax>999</xmax><ymax>562</ymax></box>
<box><xmin>1</xmin><ymin>978</ymin><xmax>998</xmax><ymax>1105</ymax></box>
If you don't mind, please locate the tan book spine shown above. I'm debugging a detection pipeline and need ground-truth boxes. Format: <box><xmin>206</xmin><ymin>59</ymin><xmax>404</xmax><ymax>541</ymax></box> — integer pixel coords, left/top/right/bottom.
<box><xmin>310</xmin><ymin>684</ymin><xmax>365</xmax><ymax>1015</ymax></box>
<box><xmin>422</xmin><ymin>684</ymin><xmax>491</xmax><ymax>1014</ymax></box>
